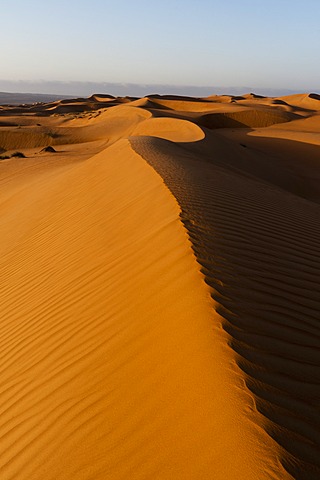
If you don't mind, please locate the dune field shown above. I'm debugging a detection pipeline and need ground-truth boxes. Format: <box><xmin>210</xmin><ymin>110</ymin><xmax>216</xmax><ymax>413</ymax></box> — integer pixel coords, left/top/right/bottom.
<box><xmin>0</xmin><ymin>92</ymin><xmax>319</xmax><ymax>479</ymax></box>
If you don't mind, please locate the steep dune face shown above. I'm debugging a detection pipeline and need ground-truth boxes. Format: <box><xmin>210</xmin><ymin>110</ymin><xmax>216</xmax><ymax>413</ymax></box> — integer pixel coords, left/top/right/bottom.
<box><xmin>0</xmin><ymin>93</ymin><xmax>319</xmax><ymax>479</ymax></box>
<box><xmin>131</xmin><ymin>135</ymin><xmax>320</xmax><ymax>480</ymax></box>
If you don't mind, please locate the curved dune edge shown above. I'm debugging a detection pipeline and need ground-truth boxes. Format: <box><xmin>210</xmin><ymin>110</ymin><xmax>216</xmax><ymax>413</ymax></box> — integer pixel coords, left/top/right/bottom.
<box><xmin>130</xmin><ymin>135</ymin><xmax>320</xmax><ymax>480</ymax></box>
<box><xmin>132</xmin><ymin>116</ymin><xmax>205</xmax><ymax>142</ymax></box>
<box><xmin>0</xmin><ymin>139</ymin><xmax>289</xmax><ymax>479</ymax></box>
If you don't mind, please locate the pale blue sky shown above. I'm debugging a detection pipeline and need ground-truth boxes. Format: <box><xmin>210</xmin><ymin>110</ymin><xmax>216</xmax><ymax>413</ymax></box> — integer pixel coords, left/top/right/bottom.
<box><xmin>1</xmin><ymin>0</ymin><xmax>319</xmax><ymax>91</ymax></box>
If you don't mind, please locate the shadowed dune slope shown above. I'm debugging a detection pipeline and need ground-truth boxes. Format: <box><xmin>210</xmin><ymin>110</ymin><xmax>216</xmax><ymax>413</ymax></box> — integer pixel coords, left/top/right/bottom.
<box><xmin>130</xmin><ymin>133</ymin><xmax>320</xmax><ymax>480</ymax></box>
<box><xmin>197</xmin><ymin>109</ymin><xmax>298</xmax><ymax>129</ymax></box>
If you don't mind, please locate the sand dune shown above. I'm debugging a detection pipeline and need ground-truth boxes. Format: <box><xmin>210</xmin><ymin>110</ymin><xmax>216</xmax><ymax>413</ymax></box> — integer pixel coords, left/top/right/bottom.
<box><xmin>278</xmin><ymin>93</ymin><xmax>320</xmax><ymax>111</ymax></box>
<box><xmin>0</xmin><ymin>93</ymin><xmax>319</xmax><ymax>479</ymax></box>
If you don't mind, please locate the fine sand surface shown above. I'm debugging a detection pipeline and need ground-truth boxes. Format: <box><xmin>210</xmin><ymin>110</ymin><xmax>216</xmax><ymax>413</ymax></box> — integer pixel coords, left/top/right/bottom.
<box><xmin>0</xmin><ymin>93</ymin><xmax>319</xmax><ymax>479</ymax></box>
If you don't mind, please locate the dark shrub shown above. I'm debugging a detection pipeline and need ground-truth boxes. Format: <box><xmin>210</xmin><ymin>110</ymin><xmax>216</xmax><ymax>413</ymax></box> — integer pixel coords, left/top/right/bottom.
<box><xmin>11</xmin><ymin>151</ymin><xmax>26</xmax><ymax>158</ymax></box>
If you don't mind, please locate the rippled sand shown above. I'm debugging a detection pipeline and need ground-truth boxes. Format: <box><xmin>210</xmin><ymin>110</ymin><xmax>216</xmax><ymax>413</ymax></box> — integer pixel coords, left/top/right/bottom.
<box><xmin>0</xmin><ymin>92</ymin><xmax>319</xmax><ymax>479</ymax></box>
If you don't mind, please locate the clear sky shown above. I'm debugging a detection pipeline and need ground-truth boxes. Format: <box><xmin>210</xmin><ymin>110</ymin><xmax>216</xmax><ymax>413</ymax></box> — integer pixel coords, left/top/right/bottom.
<box><xmin>1</xmin><ymin>0</ymin><xmax>319</xmax><ymax>91</ymax></box>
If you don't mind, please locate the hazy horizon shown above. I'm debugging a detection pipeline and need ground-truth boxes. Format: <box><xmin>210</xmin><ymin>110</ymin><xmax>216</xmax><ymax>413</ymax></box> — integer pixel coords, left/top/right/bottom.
<box><xmin>0</xmin><ymin>79</ymin><xmax>318</xmax><ymax>99</ymax></box>
<box><xmin>1</xmin><ymin>0</ymin><xmax>319</xmax><ymax>93</ymax></box>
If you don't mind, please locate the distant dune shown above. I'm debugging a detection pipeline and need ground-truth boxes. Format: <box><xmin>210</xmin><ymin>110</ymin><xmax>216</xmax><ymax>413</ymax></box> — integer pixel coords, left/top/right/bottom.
<box><xmin>0</xmin><ymin>92</ymin><xmax>319</xmax><ymax>479</ymax></box>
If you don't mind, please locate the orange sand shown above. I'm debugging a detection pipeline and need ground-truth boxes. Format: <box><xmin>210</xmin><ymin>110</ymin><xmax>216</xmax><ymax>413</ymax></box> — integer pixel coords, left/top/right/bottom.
<box><xmin>0</xmin><ymin>92</ymin><xmax>319</xmax><ymax>479</ymax></box>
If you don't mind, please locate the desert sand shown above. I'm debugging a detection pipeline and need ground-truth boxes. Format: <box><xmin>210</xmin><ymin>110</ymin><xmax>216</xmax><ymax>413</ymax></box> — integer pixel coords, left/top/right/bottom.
<box><xmin>0</xmin><ymin>92</ymin><xmax>319</xmax><ymax>479</ymax></box>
